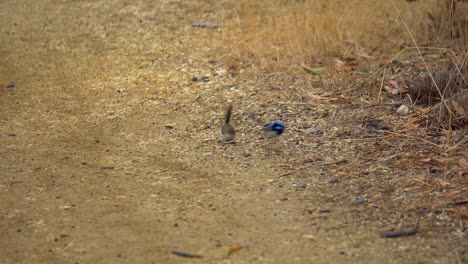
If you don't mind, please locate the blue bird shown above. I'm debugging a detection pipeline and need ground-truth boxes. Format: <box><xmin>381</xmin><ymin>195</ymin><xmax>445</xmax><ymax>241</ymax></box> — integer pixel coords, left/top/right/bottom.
<box><xmin>263</xmin><ymin>121</ymin><xmax>286</xmax><ymax>137</ymax></box>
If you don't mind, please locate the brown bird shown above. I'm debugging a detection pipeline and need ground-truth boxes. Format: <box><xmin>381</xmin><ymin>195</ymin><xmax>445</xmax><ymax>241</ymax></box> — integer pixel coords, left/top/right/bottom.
<box><xmin>221</xmin><ymin>104</ymin><xmax>236</xmax><ymax>142</ymax></box>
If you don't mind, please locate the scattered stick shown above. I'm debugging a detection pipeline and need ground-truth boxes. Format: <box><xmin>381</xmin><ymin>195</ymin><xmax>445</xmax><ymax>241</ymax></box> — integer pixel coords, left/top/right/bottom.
<box><xmin>383</xmin><ymin>130</ymin><xmax>442</xmax><ymax>147</ymax></box>
<box><xmin>171</xmin><ymin>250</ymin><xmax>203</xmax><ymax>258</ymax></box>
<box><xmin>377</xmin><ymin>67</ymin><xmax>386</xmax><ymax>104</ymax></box>
<box><xmin>411</xmin><ymin>178</ymin><xmax>433</xmax><ymax>186</ymax></box>
<box><xmin>381</xmin><ymin>217</ymin><xmax>420</xmax><ymax>238</ymax></box>
<box><xmin>278</xmin><ymin>170</ymin><xmax>298</xmax><ymax>178</ymax></box>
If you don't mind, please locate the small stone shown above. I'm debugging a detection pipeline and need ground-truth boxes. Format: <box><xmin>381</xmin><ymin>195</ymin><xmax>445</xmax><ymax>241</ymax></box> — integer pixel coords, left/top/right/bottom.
<box><xmin>6</xmin><ymin>82</ymin><xmax>14</xmax><ymax>88</ymax></box>
<box><xmin>294</xmin><ymin>182</ymin><xmax>306</xmax><ymax>188</ymax></box>
<box><xmin>191</xmin><ymin>76</ymin><xmax>198</xmax><ymax>82</ymax></box>
<box><xmin>330</xmin><ymin>178</ymin><xmax>339</xmax><ymax>183</ymax></box>
<box><xmin>356</xmin><ymin>199</ymin><xmax>366</xmax><ymax>204</ymax></box>
<box><xmin>8</xmin><ymin>133</ymin><xmax>16</xmax><ymax>136</ymax></box>
<box><xmin>38</xmin><ymin>61</ymin><xmax>44</xmax><ymax>66</ymax></box>
<box><xmin>397</xmin><ymin>104</ymin><xmax>409</xmax><ymax>115</ymax></box>
<box><xmin>200</xmin><ymin>76</ymin><xmax>209</xmax><ymax>82</ymax></box>
<box><xmin>191</xmin><ymin>22</ymin><xmax>219</xmax><ymax>28</ymax></box>
<box><xmin>302</xmin><ymin>234</ymin><xmax>315</xmax><ymax>239</ymax></box>
<box><xmin>16</xmin><ymin>228</ymin><xmax>22</xmax><ymax>232</ymax></box>
<box><xmin>319</xmin><ymin>209</ymin><xmax>331</xmax><ymax>213</ymax></box>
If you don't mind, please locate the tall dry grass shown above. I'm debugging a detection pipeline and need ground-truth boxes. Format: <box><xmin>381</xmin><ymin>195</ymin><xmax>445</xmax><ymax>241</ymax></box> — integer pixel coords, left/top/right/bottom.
<box><xmin>219</xmin><ymin>0</ymin><xmax>467</xmax><ymax>72</ymax></box>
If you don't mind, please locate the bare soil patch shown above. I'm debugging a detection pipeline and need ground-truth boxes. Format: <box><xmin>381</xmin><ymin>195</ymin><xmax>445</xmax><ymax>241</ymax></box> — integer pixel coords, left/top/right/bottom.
<box><xmin>0</xmin><ymin>1</ymin><xmax>466</xmax><ymax>263</ymax></box>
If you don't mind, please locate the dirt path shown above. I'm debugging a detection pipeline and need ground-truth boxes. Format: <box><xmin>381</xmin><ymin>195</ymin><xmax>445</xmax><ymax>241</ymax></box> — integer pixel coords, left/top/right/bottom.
<box><xmin>1</xmin><ymin>1</ymin><xmax>466</xmax><ymax>263</ymax></box>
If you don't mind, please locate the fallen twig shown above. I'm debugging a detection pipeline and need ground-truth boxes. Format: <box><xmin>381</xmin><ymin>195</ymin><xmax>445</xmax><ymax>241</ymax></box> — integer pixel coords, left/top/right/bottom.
<box><xmin>278</xmin><ymin>170</ymin><xmax>298</xmax><ymax>178</ymax></box>
<box><xmin>171</xmin><ymin>250</ymin><xmax>203</xmax><ymax>258</ymax></box>
<box><xmin>381</xmin><ymin>217</ymin><xmax>420</xmax><ymax>238</ymax></box>
<box><xmin>383</xmin><ymin>130</ymin><xmax>442</xmax><ymax>147</ymax></box>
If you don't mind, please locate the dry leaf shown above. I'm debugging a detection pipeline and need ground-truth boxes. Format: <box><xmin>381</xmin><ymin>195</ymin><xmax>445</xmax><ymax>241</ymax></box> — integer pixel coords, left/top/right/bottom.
<box><xmin>336</xmin><ymin>64</ymin><xmax>356</xmax><ymax>72</ymax></box>
<box><xmin>305</xmin><ymin>93</ymin><xmax>327</xmax><ymax>100</ymax></box>
<box><xmin>305</xmin><ymin>92</ymin><xmax>338</xmax><ymax>101</ymax></box>
<box><xmin>342</xmin><ymin>57</ymin><xmax>356</xmax><ymax>63</ymax></box>
<box><xmin>435</xmin><ymin>157</ymin><xmax>458</xmax><ymax>164</ymax></box>
<box><xmin>450</xmin><ymin>99</ymin><xmax>467</xmax><ymax>116</ymax></box>
<box><xmin>438</xmin><ymin>179</ymin><xmax>450</xmax><ymax>187</ymax></box>
<box><xmin>384</xmin><ymin>86</ymin><xmax>399</xmax><ymax>95</ymax></box>
<box><xmin>227</xmin><ymin>245</ymin><xmax>243</xmax><ymax>256</ymax></box>
<box><xmin>441</xmin><ymin>129</ymin><xmax>457</xmax><ymax>137</ymax></box>
<box><xmin>459</xmin><ymin>158</ymin><xmax>468</xmax><ymax>169</ymax></box>
<box><xmin>388</xmin><ymin>80</ymin><xmax>400</xmax><ymax>88</ymax></box>
<box><xmin>440</xmin><ymin>185</ymin><xmax>468</xmax><ymax>197</ymax></box>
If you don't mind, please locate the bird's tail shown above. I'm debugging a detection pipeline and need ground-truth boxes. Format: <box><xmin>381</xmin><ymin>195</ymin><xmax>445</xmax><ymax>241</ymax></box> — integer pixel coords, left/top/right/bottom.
<box><xmin>225</xmin><ymin>104</ymin><xmax>233</xmax><ymax>124</ymax></box>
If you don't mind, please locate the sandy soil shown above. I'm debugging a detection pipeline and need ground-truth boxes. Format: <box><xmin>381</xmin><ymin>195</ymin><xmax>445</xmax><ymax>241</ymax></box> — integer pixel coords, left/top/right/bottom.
<box><xmin>0</xmin><ymin>0</ymin><xmax>466</xmax><ymax>263</ymax></box>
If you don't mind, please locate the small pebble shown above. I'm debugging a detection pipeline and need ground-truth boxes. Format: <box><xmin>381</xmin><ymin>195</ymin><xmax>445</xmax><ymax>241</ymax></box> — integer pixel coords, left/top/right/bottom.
<box><xmin>16</xmin><ymin>228</ymin><xmax>21</xmax><ymax>232</ymax></box>
<box><xmin>191</xmin><ymin>22</ymin><xmax>219</xmax><ymax>28</ymax></box>
<box><xmin>356</xmin><ymin>199</ymin><xmax>366</xmax><ymax>204</ymax></box>
<box><xmin>200</xmin><ymin>76</ymin><xmax>209</xmax><ymax>82</ymax></box>
<box><xmin>6</xmin><ymin>82</ymin><xmax>15</xmax><ymax>88</ymax></box>
<box><xmin>330</xmin><ymin>178</ymin><xmax>339</xmax><ymax>183</ymax></box>
<box><xmin>8</xmin><ymin>133</ymin><xmax>16</xmax><ymax>136</ymax></box>
<box><xmin>191</xmin><ymin>76</ymin><xmax>198</xmax><ymax>82</ymax></box>
<box><xmin>302</xmin><ymin>234</ymin><xmax>315</xmax><ymax>239</ymax></box>
<box><xmin>397</xmin><ymin>104</ymin><xmax>409</xmax><ymax>115</ymax></box>
<box><xmin>294</xmin><ymin>182</ymin><xmax>306</xmax><ymax>188</ymax></box>
<box><xmin>38</xmin><ymin>61</ymin><xmax>44</xmax><ymax>66</ymax></box>
<box><xmin>319</xmin><ymin>209</ymin><xmax>330</xmax><ymax>213</ymax></box>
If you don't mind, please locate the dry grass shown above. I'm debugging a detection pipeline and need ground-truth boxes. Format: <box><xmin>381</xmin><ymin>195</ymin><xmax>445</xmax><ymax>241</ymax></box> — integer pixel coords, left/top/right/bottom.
<box><xmin>218</xmin><ymin>0</ymin><xmax>467</xmax><ymax>73</ymax></box>
<box><xmin>215</xmin><ymin>0</ymin><xmax>468</xmax><ymax>133</ymax></box>
<box><xmin>409</xmin><ymin>60</ymin><xmax>467</xmax><ymax>104</ymax></box>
